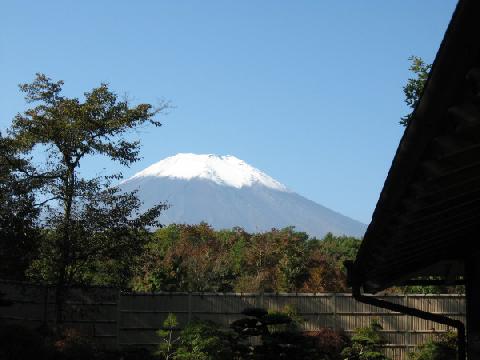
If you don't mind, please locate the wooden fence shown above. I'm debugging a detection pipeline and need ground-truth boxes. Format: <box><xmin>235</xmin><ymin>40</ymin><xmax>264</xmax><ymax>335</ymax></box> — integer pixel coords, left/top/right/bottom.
<box><xmin>0</xmin><ymin>280</ymin><xmax>466</xmax><ymax>360</ymax></box>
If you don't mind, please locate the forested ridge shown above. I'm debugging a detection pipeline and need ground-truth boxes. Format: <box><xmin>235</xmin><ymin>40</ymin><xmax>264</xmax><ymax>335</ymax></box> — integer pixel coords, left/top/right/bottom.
<box><xmin>130</xmin><ymin>225</ymin><xmax>359</xmax><ymax>293</ymax></box>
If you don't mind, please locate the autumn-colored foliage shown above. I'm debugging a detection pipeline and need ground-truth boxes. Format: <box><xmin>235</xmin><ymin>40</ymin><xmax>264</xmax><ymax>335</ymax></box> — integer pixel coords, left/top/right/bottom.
<box><xmin>132</xmin><ymin>223</ymin><xmax>361</xmax><ymax>293</ymax></box>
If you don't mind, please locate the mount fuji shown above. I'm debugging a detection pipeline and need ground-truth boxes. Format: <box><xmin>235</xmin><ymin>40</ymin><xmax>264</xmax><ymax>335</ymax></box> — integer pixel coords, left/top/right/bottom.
<box><xmin>119</xmin><ymin>153</ymin><xmax>366</xmax><ymax>238</ymax></box>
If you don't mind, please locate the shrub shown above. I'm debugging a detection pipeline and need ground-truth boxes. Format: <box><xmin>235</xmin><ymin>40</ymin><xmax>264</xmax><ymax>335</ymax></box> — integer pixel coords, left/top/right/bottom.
<box><xmin>304</xmin><ymin>328</ymin><xmax>348</xmax><ymax>360</ymax></box>
<box><xmin>174</xmin><ymin>320</ymin><xmax>237</xmax><ymax>360</ymax></box>
<box><xmin>408</xmin><ymin>331</ymin><xmax>457</xmax><ymax>360</ymax></box>
<box><xmin>231</xmin><ymin>307</ymin><xmax>332</xmax><ymax>360</ymax></box>
<box><xmin>155</xmin><ymin>318</ymin><xmax>238</xmax><ymax>360</ymax></box>
<box><xmin>341</xmin><ymin>320</ymin><xmax>390</xmax><ymax>360</ymax></box>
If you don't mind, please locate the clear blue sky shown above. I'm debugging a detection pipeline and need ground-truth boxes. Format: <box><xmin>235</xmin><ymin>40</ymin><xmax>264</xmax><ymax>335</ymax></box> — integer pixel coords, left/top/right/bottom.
<box><xmin>1</xmin><ymin>1</ymin><xmax>458</xmax><ymax>224</ymax></box>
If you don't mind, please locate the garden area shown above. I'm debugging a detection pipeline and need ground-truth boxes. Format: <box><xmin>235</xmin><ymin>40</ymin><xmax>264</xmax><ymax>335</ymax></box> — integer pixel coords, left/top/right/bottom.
<box><xmin>0</xmin><ymin>305</ymin><xmax>457</xmax><ymax>360</ymax></box>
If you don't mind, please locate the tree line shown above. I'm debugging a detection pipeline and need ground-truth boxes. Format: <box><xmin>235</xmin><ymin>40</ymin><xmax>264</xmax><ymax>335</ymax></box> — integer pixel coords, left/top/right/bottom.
<box><xmin>131</xmin><ymin>224</ymin><xmax>360</xmax><ymax>293</ymax></box>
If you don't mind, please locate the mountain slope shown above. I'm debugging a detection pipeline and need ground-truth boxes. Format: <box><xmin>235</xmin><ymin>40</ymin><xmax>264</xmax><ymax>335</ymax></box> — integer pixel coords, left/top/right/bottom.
<box><xmin>120</xmin><ymin>154</ymin><xmax>366</xmax><ymax>238</ymax></box>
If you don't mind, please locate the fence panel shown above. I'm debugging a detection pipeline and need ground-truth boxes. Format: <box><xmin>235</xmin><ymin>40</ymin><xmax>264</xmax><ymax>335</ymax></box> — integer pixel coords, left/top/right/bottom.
<box><xmin>0</xmin><ymin>281</ymin><xmax>466</xmax><ymax>360</ymax></box>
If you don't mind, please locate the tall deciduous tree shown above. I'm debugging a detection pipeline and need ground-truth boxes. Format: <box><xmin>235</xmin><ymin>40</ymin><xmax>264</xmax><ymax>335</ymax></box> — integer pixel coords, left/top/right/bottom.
<box><xmin>7</xmin><ymin>73</ymin><xmax>168</xmax><ymax>322</ymax></box>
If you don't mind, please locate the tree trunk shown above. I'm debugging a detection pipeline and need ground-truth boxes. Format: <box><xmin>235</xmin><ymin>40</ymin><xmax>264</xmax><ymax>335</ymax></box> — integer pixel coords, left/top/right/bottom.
<box><xmin>55</xmin><ymin>164</ymin><xmax>75</xmax><ymax>326</ymax></box>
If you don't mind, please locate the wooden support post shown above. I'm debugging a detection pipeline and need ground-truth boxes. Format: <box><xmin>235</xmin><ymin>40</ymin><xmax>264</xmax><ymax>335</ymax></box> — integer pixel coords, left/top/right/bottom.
<box><xmin>116</xmin><ymin>289</ymin><xmax>121</xmax><ymax>348</ymax></box>
<box><xmin>257</xmin><ymin>292</ymin><xmax>264</xmax><ymax>309</ymax></box>
<box><xmin>465</xmin><ymin>255</ymin><xmax>480</xmax><ymax>358</ymax></box>
<box><xmin>43</xmin><ymin>285</ymin><xmax>49</xmax><ymax>329</ymax></box>
<box><xmin>404</xmin><ymin>294</ymin><xmax>411</xmax><ymax>352</ymax></box>
<box><xmin>333</xmin><ymin>293</ymin><xmax>337</xmax><ymax>331</ymax></box>
<box><xmin>187</xmin><ymin>292</ymin><xmax>192</xmax><ymax>323</ymax></box>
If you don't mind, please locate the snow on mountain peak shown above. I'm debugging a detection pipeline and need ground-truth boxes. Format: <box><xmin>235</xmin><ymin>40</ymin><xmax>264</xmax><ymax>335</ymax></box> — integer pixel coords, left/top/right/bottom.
<box><xmin>130</xmin><ymin>153</ymin><xmax>289</xmax><ymax>191</ymax></box>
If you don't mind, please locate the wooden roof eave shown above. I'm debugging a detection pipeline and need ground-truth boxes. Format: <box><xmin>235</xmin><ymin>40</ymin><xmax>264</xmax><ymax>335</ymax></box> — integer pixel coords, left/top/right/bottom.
<box><xmin>353</xmin><ymin>0</ymin><xmax>480</xmax><ymax>293</ymax></box>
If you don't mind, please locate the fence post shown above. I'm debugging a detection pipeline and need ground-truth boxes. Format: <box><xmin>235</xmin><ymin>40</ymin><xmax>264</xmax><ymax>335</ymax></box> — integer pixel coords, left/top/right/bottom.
<box><xmin>43</xmin><ymin>285</ymin><xmax>49</xmax><ymax>328</ymax></box>
<box><xmin>187</xmin><ymin>292</ymin><xmax>192</xmax><ymax>323</ymax></box>
<box><xmin>404</xmin><ymin>294</ymin><xmax>411</xmax><ymax>353</ymax></box>
<box><xmin>333</xmin><ymin>293</ymin><xmax>337</xmax><ymax>331</ymax></box>
<box><xmin>116</xmin><ymin>289</ymin><xmax>121</xmax><ymax>348</ymax></box>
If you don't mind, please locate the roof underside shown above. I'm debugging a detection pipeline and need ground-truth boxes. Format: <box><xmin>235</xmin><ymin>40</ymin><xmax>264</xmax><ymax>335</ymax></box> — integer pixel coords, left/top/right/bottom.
<box><xmin>353</xmin><ymin>0</ymin><xmax>480</xmax><ymax>293</ymax></box>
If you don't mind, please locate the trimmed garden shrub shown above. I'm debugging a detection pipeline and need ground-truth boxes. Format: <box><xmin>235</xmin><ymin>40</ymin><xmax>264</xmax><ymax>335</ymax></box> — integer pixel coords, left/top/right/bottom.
<box><xmin>408</xmin><ymin>331</ymin><xmax>457</xmax><ymax>360</ymax></box>
<box><xmin>340</xmin><ymin>320</ymin><xmax>390</xmax><ymax>360</ymax></box>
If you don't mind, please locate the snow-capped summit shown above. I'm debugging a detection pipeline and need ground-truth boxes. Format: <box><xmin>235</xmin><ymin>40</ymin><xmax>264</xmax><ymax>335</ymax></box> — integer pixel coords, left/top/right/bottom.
<box><xmin>131</xmin><ymin>153</ymin><xmax>288</xmax><ymax>191</ymax></box>
<box><xmin>121</xmin><ymin>153</ymin><xmax>366</xmax><ymax>238</ymax></box>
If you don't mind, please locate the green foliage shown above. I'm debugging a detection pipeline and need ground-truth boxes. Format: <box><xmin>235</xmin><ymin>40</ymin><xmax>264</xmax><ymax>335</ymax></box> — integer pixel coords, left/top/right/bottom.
<box><xmin>408</xmin><ymin>331</ymin><xmax>457</xmax><ymax>360</ymax></box>
<box><xmin>4</xmin><ymin>73</ymin><xmax>168</xmax><ymax>321</ymax></box>
<box><xmin>341</xmin><ymin>320</ymin><xmax>390</xmax><ymax>360</ymax></box>
<box><xmin>274</xmin><ymin>304</ymin><xmax>304</xmax><ymax>329</ymax></box>
<box><xmin>277</xmin><ymin>229</ymin><xmax>309</xmax><ymax>292</ymax></box>
<box><xmin>156</xmin><ymin>313</ymin><xmax>180</xmax><ymax>360</ymax></box>
<box><xmin>0</xmin><ymin>136</ymin><xmax>41</xmax><ymax>280</ymax></box>
<box><xmin>314</xmin><ymin>232</ymin><xmax>361</xmax><ymax>270</ymax></box>
<box><xmin>390</xmin><ymin>278</ymin><xmax>465</xmax><ymax>295</ymax></box>
<box><xmin>173</xmin><ymin>320</ymin><xmax>236</xmax><ymax>360</ymax></box>
<box><xmin>400</xmin><ymin>56</ymin><xmax>432</xmax><ymax>127</ymax></box>
<box><xmin>155</xmin><ymin>315</ymin><xmax>238</xmax><ymax>360</ymax></box>
<box><xmin>316</xmin><ymin>233</ymin><xmax>361</xmax><ymax>259</ymax></box>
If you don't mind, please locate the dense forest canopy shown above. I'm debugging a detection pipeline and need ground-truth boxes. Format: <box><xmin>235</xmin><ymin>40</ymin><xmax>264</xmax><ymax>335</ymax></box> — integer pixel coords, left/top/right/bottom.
<box><xmin>131</xmin><ymin>225</ymin><xmax>360</xmax><ymax>293</ymax></box>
